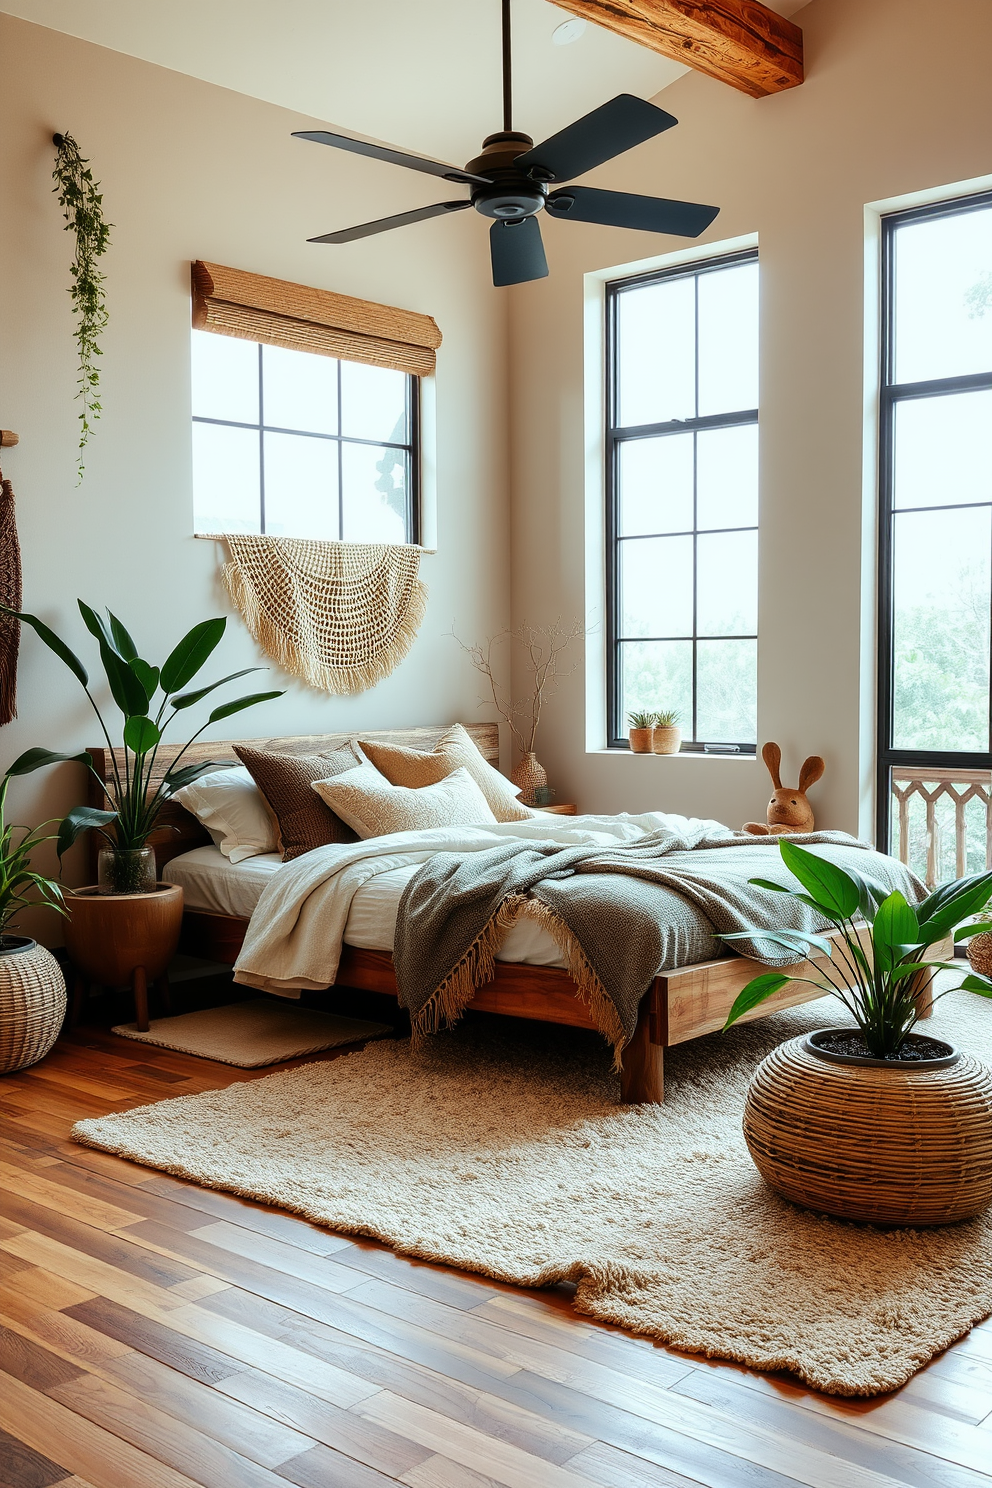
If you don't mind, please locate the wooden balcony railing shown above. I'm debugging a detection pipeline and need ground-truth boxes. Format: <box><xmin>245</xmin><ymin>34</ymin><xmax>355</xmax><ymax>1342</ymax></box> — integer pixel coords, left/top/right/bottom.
<box><xmin>890</xmin><ymin>766</ymin><xmax>992</xmax><ymax>888</ymax></box>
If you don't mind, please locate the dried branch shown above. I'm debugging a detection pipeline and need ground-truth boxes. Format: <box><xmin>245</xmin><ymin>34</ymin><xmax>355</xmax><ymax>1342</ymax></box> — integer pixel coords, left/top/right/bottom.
<box><xmin>450</xmin><ymin>617</ymin><xmax>585</xmax><ymax>755</ymax></box>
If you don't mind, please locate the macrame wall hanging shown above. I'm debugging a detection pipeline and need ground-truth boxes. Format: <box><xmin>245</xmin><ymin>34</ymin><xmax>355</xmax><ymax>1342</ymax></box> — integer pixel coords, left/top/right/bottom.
<box><xmin>223</xmin><ymin>535</ymin><xmax>428</xmax><ymax>696</ymax></box>
<box><xmin>0</xmin><ymin>464</ymin><xmax>22</xmax><ymax>726</ymax></box>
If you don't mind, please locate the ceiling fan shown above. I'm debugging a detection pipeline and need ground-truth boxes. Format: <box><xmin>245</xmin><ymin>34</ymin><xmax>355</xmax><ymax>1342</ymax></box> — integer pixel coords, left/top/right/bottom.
<box><xmin>292</xmin><ymin>0</ymin><xmax>719</xmax><ymax>287</ymax></box>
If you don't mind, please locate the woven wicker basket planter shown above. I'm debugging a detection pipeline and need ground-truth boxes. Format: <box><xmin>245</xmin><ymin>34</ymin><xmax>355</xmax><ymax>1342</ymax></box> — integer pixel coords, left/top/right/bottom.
<box><xmin>0</xmin><ymin>936</ymin><xmax>66</xmax><ymax>1075</ymax></box>
<box><xmin>967</xmin><ymin>931</ymin><xmax>992</xmax><ymax>978</ymax></box>
<box><xmin>744</xmin><ymin>1031</ymin><xmax>992</xmax><ymax>1226</ymax></box>
<box><xmin>510</xmin><ymin>752</ymin><xmax>548</xmax><ymax>806</ymax></box>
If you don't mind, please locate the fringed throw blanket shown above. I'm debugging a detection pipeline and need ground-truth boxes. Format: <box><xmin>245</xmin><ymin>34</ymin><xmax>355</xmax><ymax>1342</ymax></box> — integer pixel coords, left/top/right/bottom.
<box><xmin>393</xmin><ymin>828</ymin><xmax>926</xmax><ymax>1065</ymax></box>
<box><xmin>0</xmin><ymin>466</ymin><xmax>22</xmax><ymax>725</ymax></box>
<box><xmin>223</xmin><ymin>535</ymin><xmax>427</xmax><ymax>695</ymax></box>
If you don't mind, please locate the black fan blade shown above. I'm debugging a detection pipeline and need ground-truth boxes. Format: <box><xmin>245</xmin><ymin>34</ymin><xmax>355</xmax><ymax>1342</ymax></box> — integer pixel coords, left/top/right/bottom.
<box><xmin>309</xmin><ymin>200</ymin><xmax>471</xmax><ymax>245</ymax></box>
<box><xmin>515</xmin><ymin>95</ymin><xmax>677</xmax><ymax>184</ymax></box>
<box><xmin>490</xmin><ymin>217</ymin><xmax>548</xmax><ymax>287</ymax></box>
<box><xmin>546</xmin><ymin>186</ymin><xmax>719</xmax><ymax>238</ymax></box>
<box><xmin>293</xmin><ymin>130</ymin><xmax>492</xmax><ymax>186</ymax></box>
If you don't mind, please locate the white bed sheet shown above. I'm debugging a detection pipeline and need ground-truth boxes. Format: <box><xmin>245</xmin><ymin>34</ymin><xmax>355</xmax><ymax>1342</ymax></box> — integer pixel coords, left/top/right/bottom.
<box><xmin>163</xmin><ymin>845</ymin><xmax>566</xmax><ymax>968</ymax></box>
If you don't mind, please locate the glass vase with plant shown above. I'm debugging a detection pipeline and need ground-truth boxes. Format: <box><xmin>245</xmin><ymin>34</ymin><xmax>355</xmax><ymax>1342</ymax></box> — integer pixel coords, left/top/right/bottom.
<box><xmin>2</xmin><ymin>600</ymin><xmax>283</xmax><ymax>894</ymax></box>
<box><xmin>721</xmin><ymin>838</ymin><xmax>992</xmax><ymax>1058</ymax></box>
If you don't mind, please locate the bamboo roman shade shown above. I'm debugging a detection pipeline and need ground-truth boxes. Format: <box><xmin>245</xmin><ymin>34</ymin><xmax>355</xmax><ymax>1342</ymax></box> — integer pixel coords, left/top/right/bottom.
<box><xmin>191</xmin><ymin>261</ymin><xmax>442</xmax><ymax>376</ymax></box>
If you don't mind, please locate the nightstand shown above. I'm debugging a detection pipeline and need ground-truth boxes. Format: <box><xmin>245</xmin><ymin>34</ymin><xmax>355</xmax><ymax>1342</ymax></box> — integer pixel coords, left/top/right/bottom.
<box><xmin>534</xmin><ymin>804</ymin><xmax>577</xmax><ymax>815</ymax></box>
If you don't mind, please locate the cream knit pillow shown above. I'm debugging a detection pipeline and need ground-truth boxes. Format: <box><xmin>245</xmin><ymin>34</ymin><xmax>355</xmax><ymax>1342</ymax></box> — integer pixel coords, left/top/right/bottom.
<box><xmin>312</xmin><ymin>764</ymin><xmax>497</xmax><ymax>840</ymax></box>
<box><xmin>358</xmin><ymin>724</ymin><xmax>533</xmax><ymax>823</ymax></box>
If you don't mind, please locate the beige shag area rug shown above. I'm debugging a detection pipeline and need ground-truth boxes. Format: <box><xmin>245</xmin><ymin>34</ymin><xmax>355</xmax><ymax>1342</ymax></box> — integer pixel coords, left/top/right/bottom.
<box><xmin>112</xmin><ymin>998</ymin><xmax>389</xmax><ymax>1067</ymax></box>
<box><xmin>78</xmin><ymin>991</ymin><xmax>992</xmax><ymax>1397</ymax></box>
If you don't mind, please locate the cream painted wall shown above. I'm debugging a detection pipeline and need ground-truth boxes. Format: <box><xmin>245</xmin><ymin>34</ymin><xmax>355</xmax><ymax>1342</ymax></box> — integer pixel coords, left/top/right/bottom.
<box><xmin>0</xmin><ymin>14</ymin><xmax>509</xmax><ymax>932</ymax></box>
<box><xmin>508</xmin><ymin>0</ymin><xmax>992</xmax><ymax>836</ymax></box>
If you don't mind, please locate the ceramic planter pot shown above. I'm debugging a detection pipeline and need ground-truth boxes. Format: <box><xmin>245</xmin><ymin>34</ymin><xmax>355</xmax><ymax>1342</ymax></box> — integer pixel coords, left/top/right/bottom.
<box><xmin>0</xmin><ymin>936</ymin><xmax>67</xmax><ymax>1075</ymax></box>
<box><xmin>743</xmin><ymin>1028</ymin><xmax>992</xmax><ymax>1226</ymax></box>
<box><xmin>652</xmin><ymin>726</ymin><xmax>682</xmax><ymax>755</ymax></box>
<box><xmin>628</xmin><ymin>728</ymin><xmax>654</xmax><ymax>754</ymax></box>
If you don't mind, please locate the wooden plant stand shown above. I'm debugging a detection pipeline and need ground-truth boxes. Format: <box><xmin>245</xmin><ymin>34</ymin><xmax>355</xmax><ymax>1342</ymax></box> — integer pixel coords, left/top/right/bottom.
<box><xmin>64</xmin><ymin>884</ymin><xmax>184</xmax><ymax>1032</ymax></box>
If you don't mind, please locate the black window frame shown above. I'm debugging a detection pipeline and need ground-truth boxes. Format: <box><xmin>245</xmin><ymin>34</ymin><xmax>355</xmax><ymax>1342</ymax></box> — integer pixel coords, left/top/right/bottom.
<box><xmin>192</xmin><ymin>335</ymin><xmax>421</xmax><ymax>545</ymax></box>
<box><xmin>605</xmin><ymin>247</ymin><xmax>759</xmax><ymax>752</ymax></box>
<box><xmin>876</xmin><ymin>190</ymin><xmax>992</xmax><ymax>850</ymax></box>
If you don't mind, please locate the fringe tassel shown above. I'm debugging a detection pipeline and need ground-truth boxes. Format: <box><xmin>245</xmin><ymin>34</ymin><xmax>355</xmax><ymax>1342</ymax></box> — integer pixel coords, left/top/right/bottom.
<box><xmin>517</xmin><ymin>900</ymin><xmax>628</xmax><ymax>1069</ymax></box>
<box><xmin>412</xmin><ymin>895</ymin><xmax>528</xmax><ymax>1041</ymax></box>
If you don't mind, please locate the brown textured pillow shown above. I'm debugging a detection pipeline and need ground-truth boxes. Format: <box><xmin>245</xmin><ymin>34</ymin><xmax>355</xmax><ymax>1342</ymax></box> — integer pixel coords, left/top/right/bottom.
<box><xmin>359</xmin><ymin>724</ymin><xmax>533</xmax><ymax>822</ymax></box>
<box><xmin>234</xmin><ymin>742</ymin><xmax>363</xmax><ymax>860</ymax></box>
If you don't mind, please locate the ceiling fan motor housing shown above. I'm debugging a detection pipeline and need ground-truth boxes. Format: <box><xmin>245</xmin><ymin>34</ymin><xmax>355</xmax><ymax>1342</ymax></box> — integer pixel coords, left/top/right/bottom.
<box><xmin>465</xmin><ymin>132</ymin><xmax>549</xmax><ymax>220</ymax></box>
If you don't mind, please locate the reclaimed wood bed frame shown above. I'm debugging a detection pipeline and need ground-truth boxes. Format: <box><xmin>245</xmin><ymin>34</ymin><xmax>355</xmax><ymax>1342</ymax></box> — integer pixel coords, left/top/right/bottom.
<box><xmin>88</xmin><ymin>724</ymin><xmax>936</xmax><ymax>1105</ymax></box>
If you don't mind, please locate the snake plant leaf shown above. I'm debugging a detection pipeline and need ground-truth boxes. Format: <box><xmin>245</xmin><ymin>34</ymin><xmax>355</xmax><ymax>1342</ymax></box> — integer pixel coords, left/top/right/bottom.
<box><xmin>872</xmin><ymin>891</ymin><xmax>920</xmax><ymax>973</ymax></box>
<box><xmin>171</xmin><ymin>667</ymin><xmax>263</xmax><ymax>710</ymax></box>
<box><xmin>98</xmin><ymin>636</ymin><xmax>149</xmax><ymax>716</ymax></box>
<box><xmin>959</xmin><ymin>974</ymin><xmax>992</xmax><ymax>998</ymax></box>
<box><xmin>57</xmin><ymin>804</ymin><xmax>119</xmax><ymax>859</ymax></box>
<box><xmin>0</xmin><ymin>606</ymin><xmax>88</xmax><ymax>686</ymax></box>
<box><xmin>723</xmin><ymin>972</ymin><xmax>792</xmax><ymax>1030</ymax></box>
<box><xmin>4</xmin><ymin>747</ymin><xmax>92</xmax><ymax>777</ymax></box>
<box><xmin>778</xmin><ymin>839</ymin><xmax>860</xmax><ymax>919</ymax></box>
<box><xmin>160</xmin><ymin>618</ymin><xmax>227</xmax><ymax>694</ymax></box>
<box><xmin>107</xmin><ymin>610</ymin><xmax>139</xmax><ymax>662</ymax></box>
<box><xmin>160</xmin><ymin>759</ymin><xmax>235</xmax><ymax>794</ymax></box>
<box><xmin>207</xmin><ymin>690</ymin><xmax>283</xmax><ymax>724</ymax></box>
<box><xmin>917</xmin><ymin>870</ymin><xmax>992</xmax><ymax>943</ymax></box>
<box><xmin>122</xmin><ymin>716</ymin><xmax>161</xmax><ymax>755</ymax></box>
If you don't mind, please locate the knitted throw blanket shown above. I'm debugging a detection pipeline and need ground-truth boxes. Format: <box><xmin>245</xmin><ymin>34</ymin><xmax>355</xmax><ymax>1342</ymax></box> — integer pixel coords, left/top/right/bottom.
<box><xmin>0</xmin><ymin>468</ymin><xmax>21</xmax><ymax>726</ymax></box>
<box><xmin>223</xmin><ymin>535</ymin><xmax>427</xmax><ymax>695</ymax></box>
<box><xmin>394</xmin><ymin>829</ymin><xmax>926</xmax><ymax>1065</ymax></box>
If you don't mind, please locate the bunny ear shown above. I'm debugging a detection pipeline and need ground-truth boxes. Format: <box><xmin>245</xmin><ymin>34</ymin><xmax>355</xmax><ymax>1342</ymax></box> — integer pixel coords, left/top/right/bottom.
<box><xmin>762</xmin><ymin>741</ymin><xmax>782</xmax><ymax>789</ymax></box>
<box><xmin>799</xmin><ymin>755</ymin><xmax>825</xmax><ymax>792</ymax></box>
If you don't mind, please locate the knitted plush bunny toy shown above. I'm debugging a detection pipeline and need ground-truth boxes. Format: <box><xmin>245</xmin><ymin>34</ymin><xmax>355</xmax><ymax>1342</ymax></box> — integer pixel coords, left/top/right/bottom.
<box><xmin>743</xmin><ymin>742</ymin><xmax>824</xmax><ymax>835</ymax></box>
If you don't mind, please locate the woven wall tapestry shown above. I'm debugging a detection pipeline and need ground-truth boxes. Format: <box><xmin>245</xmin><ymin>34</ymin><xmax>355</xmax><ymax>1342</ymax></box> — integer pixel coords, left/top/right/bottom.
<box><xmin>0</xmin><ymin>466</ymin><xmax>22</xmax><ymax>726</ymax></box>
<box><xmin>222</xmin><ymin>536</ymin><xmax>428</xmax><ymax>696</ymax></box>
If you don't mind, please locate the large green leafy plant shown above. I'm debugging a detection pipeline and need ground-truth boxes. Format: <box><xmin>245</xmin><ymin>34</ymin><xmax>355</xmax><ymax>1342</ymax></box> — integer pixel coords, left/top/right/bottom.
<box><xmin>2</xmin><ymin>601</ymin><xmax>282</xmax><ymax>869</ymax></box>
<box><xmin>722</xmin><ymin>838</ymin><xmax>992</xmax><ymax>1056</ymax></box>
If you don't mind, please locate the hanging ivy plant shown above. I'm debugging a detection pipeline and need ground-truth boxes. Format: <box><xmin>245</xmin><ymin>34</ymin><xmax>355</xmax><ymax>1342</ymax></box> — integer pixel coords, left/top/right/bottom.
<box><xmin>52</xmin><ymin>133</ymin><xmax>112</xmax><ymax>484</ymax></box>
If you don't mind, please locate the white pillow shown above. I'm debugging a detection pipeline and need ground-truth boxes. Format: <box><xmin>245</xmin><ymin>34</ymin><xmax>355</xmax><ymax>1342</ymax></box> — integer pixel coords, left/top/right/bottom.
<box><xmin>312</xmin><ymin>763</ymin><xmax>497</xmax><ymax>840</ymax></box>
<box><xmin>173</xmin><ymin>766</ymin><xmax>278</xmax><ymax>863</ymax></box>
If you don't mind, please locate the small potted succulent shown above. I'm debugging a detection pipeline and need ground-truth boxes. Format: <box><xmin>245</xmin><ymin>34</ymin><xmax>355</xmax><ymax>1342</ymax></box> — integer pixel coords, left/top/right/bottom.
<box><xmin>627</xmin><ymin>711</ymin><xmax>655</xmax><ymax>754</ymax></box>
<box><xmin>651</xmin><ymin>709</ymin><xmax>682</xmax><ymax>755</ymax></box>
<box><xmin>722</xmin><ymin>839</ymin><xmax>992</xmax><ymax>1226</ymax></box>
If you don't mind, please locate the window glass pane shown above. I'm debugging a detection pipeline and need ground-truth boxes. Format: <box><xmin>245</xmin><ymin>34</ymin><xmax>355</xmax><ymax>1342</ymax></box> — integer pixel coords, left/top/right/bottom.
<box><xmin>620</xmin><ymin>640</ymin><xmax>692</xmax><ymax>729</ymax></box>
<box><xmin>617</xmin><ymin>276</ymin><xmax>695</xmax><ymax>427</ymax></box>
<box><xmin>696</xmin><ymin>639</ymin><xmax>757</xmax><ymax>743</ymax></box>
<box><xmin>618</xmin><ymin>434</ymin><xmax>693</xmax><ymax>536</ymax></box>
<box><xmin>341</xmin><ymin>444</ymin><xmax>409</xmax><ymax>542</ymax></box>
<box><xmin>893</xmin><ymin>391</ymin><xmax>992</xmax><ymax>510</ymax></box>
<box><xmin>262</xmin><ymin>344</ymin><xmax>338</xmax><ymax>435</ymax></box>
<box><xmin>891</xmin><ymin>506</ymin><xmax>990</xmax><ymax>751</ymax></box>
<box><xmin>619</xmin><ymin>535</ymin><xmax>693</xmax><ymax>638</ymax></box>
<box><xmin>341</xmin><ymin>361</ymin><xmax>408</xmax><ymax>444</ymax></box>
<box><xmin>696</xmin><ymin>531</ymin><xmax>757</xmax><ymax>636</ymax></box>
<box><xmin>697</xmin><ymin>424</ymin><xmax>758</xmax><ymax>530</ymax></box>
<box><xmin>191</xmin><ymin>331</ymin><xmax>258</xmax><ymax>424</ymax></box>
<box><xmin>893</xmin><ymin>206</ymin><xmax>992</xmax><ymax>384</ymax></box>
<box><xmin>698</xmin><ymin>261</ymin><xmax>758</xmax><ymax>415</ymax></box>
<box><xmin>192</xmin><ymin>423</ymin><xmax>260</xmax><ymax>534</ymax></box>
<box><xmin>263</xmin><ymin>432</ymin><xmax>339</xmax><ymax>540</ymax></box>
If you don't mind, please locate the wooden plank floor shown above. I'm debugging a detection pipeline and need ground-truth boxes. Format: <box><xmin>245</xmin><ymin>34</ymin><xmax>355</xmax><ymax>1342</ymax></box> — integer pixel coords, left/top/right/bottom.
<box><xmin>1</xmin><ymin>1025</ymin><xmax>991</xmax><ymax>1488</ymax></box>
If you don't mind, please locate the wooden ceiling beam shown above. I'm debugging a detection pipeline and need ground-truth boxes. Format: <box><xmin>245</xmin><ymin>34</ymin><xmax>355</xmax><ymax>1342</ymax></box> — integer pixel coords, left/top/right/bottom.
<box><xmin>555</xmin><ymin>1</ymin><xmax>804</xmax><ymax>99</ymax></box>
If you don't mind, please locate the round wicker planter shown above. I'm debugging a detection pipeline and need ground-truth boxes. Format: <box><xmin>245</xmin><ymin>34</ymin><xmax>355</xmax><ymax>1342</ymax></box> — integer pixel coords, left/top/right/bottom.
<box><xmin>510</xmin><ymin>752</ymin><xmax>548</xmax><ymax>806</ymax></box>
<box><xmin>628</xmin><ymin>728</ymin><xmax>654</xmax><ymax>754</ymax></box>
<box><xmin>743</xmin><ymin>1030</ymin><xmax>992</xmax><ymax>1226</ymax></box>
<box><xmin>967</xmin><ymin>930</ymin><xmax>992</xmax><ymax>978</ymax></box>
<box><xmin>652</xmin><ymin>726</ymin><xmax>682</xmax><ymax>755</ymax></box>
<box><xmin>0</xmin><ymin>936</ymin><xmax>67</xmax><ymax>1075</ymax></box>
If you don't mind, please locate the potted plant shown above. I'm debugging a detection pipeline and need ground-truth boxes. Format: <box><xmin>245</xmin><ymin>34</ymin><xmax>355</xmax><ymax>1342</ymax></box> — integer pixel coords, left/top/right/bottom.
<box><xmin>3</xmin><ymin>601</ymin><xmax>283</xmax><ymax>894</ymax></box>
<box><xmin>721</xmin><ymin>839</ymin><xmax>992</xmax><ymax>1226</ymax></box>
<box><xmin>651</xmin><ymin>709</ymin><xmax>682</xmax><ymax>755</ymax></box>
<box><xmin>0</xmin><ymin>745</ymin><xmax>94</xmax><ymax>1073</ymax></box>
<box><xmin>627</xmin><ymin>711</ymin><xmax>655</xmax><ymax>754</ymax></box>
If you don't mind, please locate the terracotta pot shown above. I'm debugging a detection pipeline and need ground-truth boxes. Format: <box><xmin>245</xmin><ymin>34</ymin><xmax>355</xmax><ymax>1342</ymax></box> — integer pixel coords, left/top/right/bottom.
<box><xmin>652</xmin><ymin>726</ymin><xmax>682</xmax><ymax>755</ymax></box>
<box><xmin>628</xmin><ymin>728</ymin><xmax>654</xmax><ymax>754</ymax></box>
<box><xmin>64</xmin><ymin>883</ymin><xmax>183</xmax><ymax>1032</ymax></box>
<box><xmin>0</xmin><ymin>936</ymin><xmax>66</xmax><ymax>1075</ymax></box>
<box><xmin>510</xmin><ymin>752</ymin><xmax>548</xmax><ymax>806</ymax></box>
<box><xmin>743</xmin><ymin>1029</ymin><xmax>992</xmax><ymax>1226</ymax></box>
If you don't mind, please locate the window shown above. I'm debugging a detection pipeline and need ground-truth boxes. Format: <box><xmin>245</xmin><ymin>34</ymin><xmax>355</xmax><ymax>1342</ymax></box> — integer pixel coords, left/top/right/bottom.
<box><xmin>878</xmin><ymin>193</ymin><xmax>992</xmax><ymax>882</ymax></box>
<box><xmin>606</xmin><ymin>250</ymin><xmax>759</xmax><ymax>750</ymax></box>
<box><xmin>191</xmin><ymin>331</ymin><xmax>419</xmax><ymax>543</ymax></box>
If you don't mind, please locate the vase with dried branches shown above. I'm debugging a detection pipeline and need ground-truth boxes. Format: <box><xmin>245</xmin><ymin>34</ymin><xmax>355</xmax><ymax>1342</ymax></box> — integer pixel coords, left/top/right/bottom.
<box><xmin>452</xmin><ymin>619</ymin><xmax>583</xmax><ymax>804</ymax></box>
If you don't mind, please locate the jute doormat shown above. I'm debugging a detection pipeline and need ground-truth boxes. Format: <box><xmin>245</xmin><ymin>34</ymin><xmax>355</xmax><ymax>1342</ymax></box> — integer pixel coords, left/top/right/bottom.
<box><xmin>112</xmin><ymin>998</ymin><xmax>390</xmax><ymax>1067</ymax></box>
<box><xmin>80</xmin><ymin>991</ymin><xmax>992</xmax><ymax>1396</ymax></box>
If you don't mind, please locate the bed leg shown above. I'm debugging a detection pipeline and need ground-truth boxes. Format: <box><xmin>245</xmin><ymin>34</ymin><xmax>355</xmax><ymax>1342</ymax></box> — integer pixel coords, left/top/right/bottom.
<box><xmin>619</xmin><ymin>1000</ymin><xmax>665</xmax><ymax>1104</ymax></box>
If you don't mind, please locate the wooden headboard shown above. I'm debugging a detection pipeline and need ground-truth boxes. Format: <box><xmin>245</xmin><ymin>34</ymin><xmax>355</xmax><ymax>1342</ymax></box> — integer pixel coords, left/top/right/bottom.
<box><xmin>87</xmin><ymin>724</ymin><xmax>500</xmax><ymax>877</ymax></box>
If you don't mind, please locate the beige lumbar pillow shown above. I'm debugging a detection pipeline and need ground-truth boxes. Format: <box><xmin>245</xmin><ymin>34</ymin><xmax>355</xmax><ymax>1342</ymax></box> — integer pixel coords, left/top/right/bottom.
<box><xmin>359</xmin><ymin>724</ymin><xmax>533</xmax><ymax>823</ymax></box>
<box><xmin>313</xmin><ymin>764</ymin><xmax>497</xmax><ymax>840</ymax></box>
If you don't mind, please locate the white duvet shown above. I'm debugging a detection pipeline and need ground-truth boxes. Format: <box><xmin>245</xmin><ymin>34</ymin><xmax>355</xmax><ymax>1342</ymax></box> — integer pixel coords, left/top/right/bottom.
<box><xmin>232</xmin><ymin>811</ymin><xmax>725</xmax><ymax>998</ymax></box>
